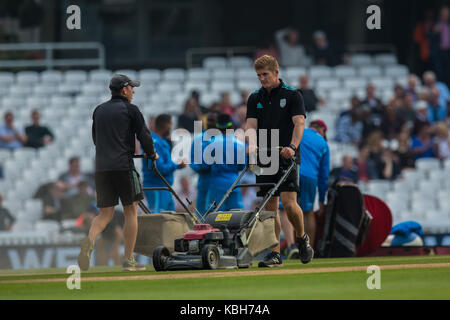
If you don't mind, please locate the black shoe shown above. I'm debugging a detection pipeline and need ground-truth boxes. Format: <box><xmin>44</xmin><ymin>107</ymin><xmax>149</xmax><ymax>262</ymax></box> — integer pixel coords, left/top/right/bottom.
<box><xmin>296</xmin><ymin>234</ymin><xmax>314</xmax><ymax>264</ymax></box>
<box><xmin>258</xmin><ymin>251</ymin><xmax>283</xmax><ymax>268</ymax></box>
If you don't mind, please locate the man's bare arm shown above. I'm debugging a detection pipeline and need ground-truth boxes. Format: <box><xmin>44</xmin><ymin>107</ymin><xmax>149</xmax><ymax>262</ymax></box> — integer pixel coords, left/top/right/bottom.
<box><xmin>290</xmin><ymin>115</ymin><xmax>306</xmax><ymax>147</ymax></box>
<box><xmin>280</xmin><ymin>115</ymin><xmax>305</xmax><ymax>159</ymax></box>
<box><xmin>245</xmin><ymin>118</ymin><xmax>258</xmax><ymax>153</ymax></box>
<box><xmin>245</xmin><ymin>118</ymin><xmax>257</xmax><ymax>131</ymax></box>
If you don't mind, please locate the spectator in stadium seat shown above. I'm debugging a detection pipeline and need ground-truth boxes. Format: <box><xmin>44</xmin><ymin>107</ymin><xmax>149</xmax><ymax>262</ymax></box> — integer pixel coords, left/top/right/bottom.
<box><xmin>0</xmin><ymin>111</ymin><xmax>27</xmax><ymax>150</ymax></box>
<box><xmin>405</xmin><ymin>75</ymin><xmax>421</xmax><ymax>102</ymax></box>
<box><xmin>24</xmin><ymin>110</ymin><xmax>54</xmax><ymax>149</ymax></box>
<box><xmin>329</xmin><ymin>155</ymin><xmax>359</xmax><ymax>184</ymax></box>
<box><xmin>0</xmin><ymin>194</ymin><xmax>15</xmax><ymax>231</ymax></box>
<box><xmin>377</xmin><ymin>148</ymin><xmax>401</xmax><ymax>181</ymax></box>
<box><xmin>427</xmin><ymin>86</ymin><xmax>448</xmax><ymax>123</ymax></box>
<box><xmin>389</xmin><ymin>84</ymin><xmax>407</xmax><ymax>110</ymax></box>
<box><xmin>208</xmin><ymin>102</ymin><xmax>222</xmax><ymax>114</ymax></box>
<box><xmin>298</xmin><ymin>75</ymin><xmax>326</xmax><ymax>112</ymax></box>
<box><xmin>363</xmin><ymin>130</ymin><xmax>388</xmax><ymax>180</ymax></box>
<box><xmin>356</xmin><ymin>145</ymin><xmax>378</xmax><ymax>183</ymax></box>
<box><xmin>338</xmin><ymin>96</ymin><xmax>361</xmax><ymax>120</ymax></box>
<box><xmin>422</xmin><ymin>70</ymin><xmax>450</xmax><ymax>107</ymax></box>
<box><xmin>413</xmin><ymin>100</ymin><xmax>431</xmax><ymax>135</ymax></box>
<box><xmin>398</xmin><ymin>92</ymin><xmax>418</xmax><ymax>125</ymax></box>
<box><xmin>361</xmin><ymin>84</ymin><xmax>384</xmax><ymax>116</ymax></box>
<box><xmin>238</xmin><ymin>90</ymin><xmax>249</xmax><ymax>106</ymax></box>
<box><xmin>360</xmin><ymin>104</ymin><xmax>381</xmax><ymax>141</ymax></box>
<box><xmin>394</xmin><ymin>129</ymin><xmax>416</xmax><ymax>171</ymax></box>
<box><xmin>410</xmin><ymin>123</ymin><xmax>436</xmax><ymax>160</ymax></box>
<box><xmin>219</xmin><ymin>92</ymin><xmax>234</xmax><ymax>116</ymax></box>
<box><xmin>63</xmin><ymin>180</ymin><xmax>96</xmax><ymax>220</ymax></box>
<box><xmin>177</xmin><ymin>97</ymin><xmax>202</xmax><ymax>133</ymax></box>
<box><xmin>335</xmin><ymin>107</ymin><xmax>364</xmax><ymax>145</ymax></box>
<box><xmin>380</xmin><ymin>102</ymin><xmax>406</xmax><ymax>141</ymax></box>
<box><xmin>434</xmin><ymin>122</ymin><xmax>450</xmax><ymax>160</ymax></box>
<box><xmin>275</xmin><ymin>27</ymin><xmax>307</xmax><ymax>67</ymax></box>
<box><xmin>311</xmin><ymin>30</ymin><xmax>341</xmax><ymax>66</ymax></box>
<box><xmin>38</xmin><ymin>182</ymin><xmax>65</xmax><ymax>222</ymax></box>
<box><xmin>190</xmin><ymin>90</ymin><xmax>207</xmax><ymax>113</ymax></box>
<box><xmin>58</xmin><ymin>157</ymin><xmax>92</xmax><ymax>197</ymax></box>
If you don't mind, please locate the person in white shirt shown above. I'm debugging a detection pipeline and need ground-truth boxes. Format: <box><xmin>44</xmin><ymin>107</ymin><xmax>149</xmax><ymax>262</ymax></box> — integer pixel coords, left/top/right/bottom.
<box><xmin>275</xmin><ymin>28</ymin><xmax>307</xmax><ymax>67</ymax></box>
<box><xmin>435</xmin><ymin>122</ymin><xmax>450</xmax><ymax>160</ymax></box>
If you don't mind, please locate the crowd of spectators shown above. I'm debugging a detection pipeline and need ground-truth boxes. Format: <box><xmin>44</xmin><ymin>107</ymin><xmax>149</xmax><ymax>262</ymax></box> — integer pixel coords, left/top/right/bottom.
<box><xmin>0</xmin><ymin>109</ymin><xmax>54</xmax><ymax>150</ymax></box>
<box><xmin>333</xmin><ymin>70</ymin><xmax>449</xmax><ymax>185</ymax></box>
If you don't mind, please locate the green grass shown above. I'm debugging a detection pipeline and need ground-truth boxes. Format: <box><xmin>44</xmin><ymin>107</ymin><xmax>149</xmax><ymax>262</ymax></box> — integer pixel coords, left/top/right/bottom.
<box><xmin>0</xmin><ymin>256</ymin><xmax>449</xmax><ymax>300</ymax></box>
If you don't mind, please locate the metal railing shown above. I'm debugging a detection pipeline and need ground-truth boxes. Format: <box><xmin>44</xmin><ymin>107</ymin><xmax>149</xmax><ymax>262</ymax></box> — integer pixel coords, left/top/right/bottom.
<box><xmin>0</xmin><ymin>42</ymin><xmax>105</xmax><ymax>70</ymax></box>
<box><xmin>185</xmin><ymin>46</ymin><xmax>256</xmax><ymax>69</ymax></box>
<box><xmin>346</xmin><ymin>43</ymin><xmax>397</xmax><ymax>55</ymax></box>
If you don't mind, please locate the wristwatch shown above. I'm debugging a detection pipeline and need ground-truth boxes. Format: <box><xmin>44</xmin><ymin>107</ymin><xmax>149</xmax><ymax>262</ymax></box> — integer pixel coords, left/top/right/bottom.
<box><xmin>288</xmin><ymin>144</ymin><xmax>297</xmax><ymax>152</ymax></box>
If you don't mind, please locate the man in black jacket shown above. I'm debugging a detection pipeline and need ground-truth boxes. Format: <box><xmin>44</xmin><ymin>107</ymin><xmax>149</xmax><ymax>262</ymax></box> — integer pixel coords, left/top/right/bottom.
<box><xmin>78</xmin><ymin>74</ymin><xmax>158</xmax><ymax>272</ymax></box>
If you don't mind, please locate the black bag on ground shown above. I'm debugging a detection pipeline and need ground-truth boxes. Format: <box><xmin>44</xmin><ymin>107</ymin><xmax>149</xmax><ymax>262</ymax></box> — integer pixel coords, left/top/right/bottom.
<box><xmin>318</xmin><ymin>181</ymin><xmax>372</xmax><ymax>258</ymax></box>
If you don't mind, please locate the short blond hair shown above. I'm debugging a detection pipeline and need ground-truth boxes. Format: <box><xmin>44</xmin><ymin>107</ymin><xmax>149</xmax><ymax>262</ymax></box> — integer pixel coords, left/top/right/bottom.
<box><xmin>253</xmin><ymin>55</ymin><xmax>279</xmax><ymax>72</ymax></box>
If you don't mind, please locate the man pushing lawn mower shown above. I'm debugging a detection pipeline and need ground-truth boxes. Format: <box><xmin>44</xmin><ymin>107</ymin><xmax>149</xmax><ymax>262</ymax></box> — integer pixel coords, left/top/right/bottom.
<box><xmin>78</xmin><ymin>74</ymin><xmax>158</xmax><ymax>272</ymax></box>
<box><xmin>245</xmin><ymin>55</ymin><xmax>314</xmax><ymax>267</ymax></box>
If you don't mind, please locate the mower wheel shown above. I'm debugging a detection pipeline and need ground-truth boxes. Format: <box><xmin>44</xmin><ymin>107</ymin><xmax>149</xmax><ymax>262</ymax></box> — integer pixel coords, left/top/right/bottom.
<box><xmin>153</xmin><ymin>246</ymin><xmax>170</xmax><ymax>271</ymax></box>
<box><xmin>202</xmin><ymin>244</ymin><xmax>220</xmax><ymax>269</ymax></box>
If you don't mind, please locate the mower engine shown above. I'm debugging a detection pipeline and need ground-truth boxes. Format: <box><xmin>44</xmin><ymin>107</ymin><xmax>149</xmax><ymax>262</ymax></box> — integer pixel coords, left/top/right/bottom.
<box><xmin>175</xmin><ymin>224</ymin><xmax>223</xmax><ymax>254</ymax></box>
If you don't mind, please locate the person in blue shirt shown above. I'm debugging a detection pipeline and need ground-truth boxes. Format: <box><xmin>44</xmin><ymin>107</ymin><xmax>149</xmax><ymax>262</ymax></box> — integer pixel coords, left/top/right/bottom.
<box><xmin>297</xmin><ymin>120</ymin><xmax>330</xmax><ymax>248</ymax></box>
<box><xmin>190</xmin><ymin>112</ymin><xmax>218</xmax><ymax>217</ymax></box>
<box><xmin>427</xmin><ymin>87</ymin><xmax>448</xmax><ymax>124</ymax></box>
<box><xmin>0</xmin><ymin>112</ymin><xmax>27</xmax><ymax>150</ymax></box>
<box><xmin>422</xmin><ymin>71</ymin><xmax>450</xmax><ymax>108</ymax></box>
<box><xmin>410</xmin><ymin>123</ymin><xmax>436</xmax><ymax>160</ymax></box>
<box><xmin>204</xmin><ymin>114</ymin><xmax>246</xmax><ymax>211</ymax></box>
<box><xmin>142</xmin><ymin>114</ymin><xmax>186</xmax><ymax>213</ymax></box>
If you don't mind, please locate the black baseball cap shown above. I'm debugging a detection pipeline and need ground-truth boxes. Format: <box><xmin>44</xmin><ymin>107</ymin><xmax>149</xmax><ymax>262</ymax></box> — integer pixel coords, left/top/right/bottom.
<box><xmin>109</xmin><ymin>74</ymin><xmax>140</xmax><ymax>90</ymax></box>
<box><xmin>216</xmin><ymin>114</ymin><xmax>233</xmax><ymax>129</ymax></box>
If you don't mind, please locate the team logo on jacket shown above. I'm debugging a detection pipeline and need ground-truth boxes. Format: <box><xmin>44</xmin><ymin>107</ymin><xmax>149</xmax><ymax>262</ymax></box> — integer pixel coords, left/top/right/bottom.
<box><xmin>280</xmin><ymin>98</ymin><xmax>286</xmax><ymax>108</ymax></box>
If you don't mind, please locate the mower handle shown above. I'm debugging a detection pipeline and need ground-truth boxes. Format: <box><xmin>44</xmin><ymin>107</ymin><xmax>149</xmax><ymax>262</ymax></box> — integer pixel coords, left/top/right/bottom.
<box><xmin>133</xmin><ymin>154</ymin><xmax>199</xmax><ymax>224</ymax></box>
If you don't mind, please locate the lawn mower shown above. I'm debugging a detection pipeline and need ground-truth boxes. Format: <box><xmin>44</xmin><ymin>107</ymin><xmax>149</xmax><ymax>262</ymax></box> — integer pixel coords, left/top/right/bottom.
<box><xmin>152</xmin><ymin>153</ymin><xmax>297</xmax><ymax>271</ymax></box>
<box><xmin>132</xmin><ymin>155</ymin><xmax>201</xmax><ymax>258</ymax></box>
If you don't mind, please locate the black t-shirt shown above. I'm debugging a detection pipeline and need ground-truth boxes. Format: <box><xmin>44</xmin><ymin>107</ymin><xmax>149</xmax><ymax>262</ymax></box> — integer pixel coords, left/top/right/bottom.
<box><xmin>25</xmin><ymin>125</ymin><xmax>54</xmax><ymax>148</ymax></box>
<box><xmin>92</xmin><ymin>96</ymin><xmax>156</xmax><ymax>172</ymax></box>
<box><xmin>246</xmin><ymin>79</ymin><xmax>306</xmax><ymax>163</ymax></box>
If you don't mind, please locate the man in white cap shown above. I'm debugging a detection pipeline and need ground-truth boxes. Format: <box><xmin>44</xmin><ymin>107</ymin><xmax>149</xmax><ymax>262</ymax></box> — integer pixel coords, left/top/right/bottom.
<box><xmin>413</xmin><ymin>100</ymin><xmax>431</xmax><ymax>135</ymax></box>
